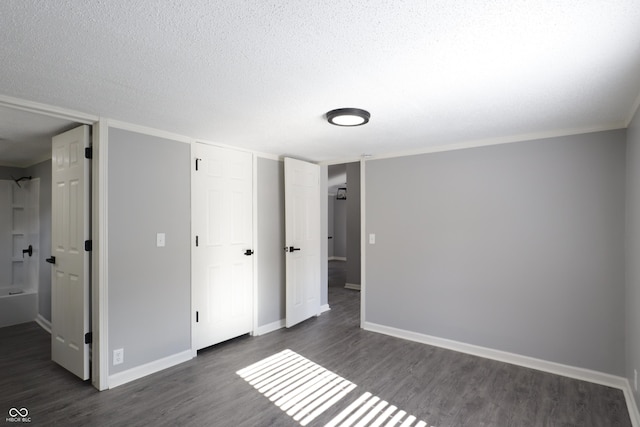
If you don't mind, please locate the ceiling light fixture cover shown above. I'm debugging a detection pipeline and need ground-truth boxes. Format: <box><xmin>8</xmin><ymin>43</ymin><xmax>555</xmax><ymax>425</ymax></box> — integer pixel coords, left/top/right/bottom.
<box><xmin>326</xmin><ymin>108</ymin><xmax>370</xmax><ymax>127</ymax></box>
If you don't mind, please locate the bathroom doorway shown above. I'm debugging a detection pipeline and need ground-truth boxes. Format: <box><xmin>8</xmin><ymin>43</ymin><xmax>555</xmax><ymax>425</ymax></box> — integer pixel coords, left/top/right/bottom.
<box><xmin>0</xmin><ymin>105</ymin><xmax>82</xmax><ymax>332</ymax></box>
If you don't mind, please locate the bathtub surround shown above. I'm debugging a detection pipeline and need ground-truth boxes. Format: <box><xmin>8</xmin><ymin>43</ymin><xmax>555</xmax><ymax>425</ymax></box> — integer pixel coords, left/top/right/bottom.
<box><xmin>0</xmin><ymin>177</ymin><xmax>40</xmax><ymax>328</ymax></box>
<box><xmin>26</xmin><ymin>160</ymin><xmax>52</xmax><ymax>322</ymax></box>
<box><xmin>0</xmin><ymin>289</ymin><xmax>37</xmax><ymax>328</ymax></box>
<box><xmin>0</xmin><ymin>160</ymin><xmax>52</xmax><ymax>328</ymax></box>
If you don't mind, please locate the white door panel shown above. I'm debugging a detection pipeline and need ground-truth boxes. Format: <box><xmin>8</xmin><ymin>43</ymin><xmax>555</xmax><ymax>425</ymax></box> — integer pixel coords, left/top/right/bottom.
<box><xmin>194</xmin><ymin>144</ymin><xmax>253</xmax><ymax>350</ymax></box>
<box><xmin>51</xmin><ymin>124</ymin><xmax>90</xmax><ymax>380</ymax></box>
<box><xmin>285</xmin><ymin>157</ymin><xmax>321</xmax><ymax>328</ymax></box>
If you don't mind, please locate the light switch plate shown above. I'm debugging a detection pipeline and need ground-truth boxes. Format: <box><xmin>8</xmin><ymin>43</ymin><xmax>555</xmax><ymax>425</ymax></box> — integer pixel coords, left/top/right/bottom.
<box><xmin>157</xmin><ymin>233</ymin><xmax>166</xmax><ymax>247</ymax></box>
<box><xmin>369</xmin><ymin>233</ymin><xmax>375</xmax><ymax>244</ymax></box>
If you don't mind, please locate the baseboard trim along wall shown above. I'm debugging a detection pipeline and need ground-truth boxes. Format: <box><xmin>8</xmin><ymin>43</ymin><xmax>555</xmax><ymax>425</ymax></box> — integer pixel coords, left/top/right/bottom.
<box><xmin>623</xmin><ymin>383</ymin><xmax>640</xmax><ymax>427</ymax></box>
<box><xmin>344</xmin><ymin>283</ymin><xmax>361</xmax><ymax>291</ymax></box>
<box><xmin>35</xmin><ymin>314</ymin><xmax>51</xmax><ymax>334</ymax></box>
<box><xmin>363</xmin><ymin>321</ymin><xmax>640</xmax><ymax>427</ymax></box>
<box><xmin>255</xmin><ymin>308</ymin><xmax>332</xmax><ymax>336</ymax></box>
<box><xmin>108</xmin><ymin>350</ymin><xmax>192</xmax><ymax>389</ymax></box>
<box><xmin>255</xmin><ymin>319</ymin><xmax>285</xmax><ymax>336</ymax></box>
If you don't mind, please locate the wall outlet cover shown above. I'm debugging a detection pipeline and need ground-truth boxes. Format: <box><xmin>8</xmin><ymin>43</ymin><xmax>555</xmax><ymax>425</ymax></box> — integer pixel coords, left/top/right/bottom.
<box><xmin>114</xmin><ymin>348</ymin><xmax>124</xmax><ymax>365</ymax></box>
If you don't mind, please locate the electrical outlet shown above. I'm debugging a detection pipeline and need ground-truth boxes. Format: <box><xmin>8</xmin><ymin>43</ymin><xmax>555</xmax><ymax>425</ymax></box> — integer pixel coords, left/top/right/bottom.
<box><xmin>635</xmin><ymin>369</ymin><xmax>638</xmax><ymax>392</ymax></box>
<box><xmin>113</xmin><ymin>348</ymin><xmax>124</xmax><ymax>366</ymax></box>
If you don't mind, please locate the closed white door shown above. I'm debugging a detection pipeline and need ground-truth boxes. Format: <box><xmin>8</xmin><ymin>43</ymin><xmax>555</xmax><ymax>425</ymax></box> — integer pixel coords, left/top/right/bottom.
<box><xmin>284</xmin><ymin>157</ymin><xmax>321</xmax><ymax>328</ymax></box>
<box><xmin>193</xmin><ymin>143</ymin><xmax>253</xmax><ymax>350</ymax></box>
<box><xmin>50</xmin><ymin>125</ymin><xmax>91</xmax><ymax>380</ymax></box>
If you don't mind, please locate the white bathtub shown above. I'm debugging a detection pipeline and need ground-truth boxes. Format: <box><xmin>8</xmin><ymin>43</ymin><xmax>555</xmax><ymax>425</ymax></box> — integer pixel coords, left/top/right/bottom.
<box><xmin>0</xmin><ymin>287</ymin><xmax>37</xmax><ymax>328</ymax></box>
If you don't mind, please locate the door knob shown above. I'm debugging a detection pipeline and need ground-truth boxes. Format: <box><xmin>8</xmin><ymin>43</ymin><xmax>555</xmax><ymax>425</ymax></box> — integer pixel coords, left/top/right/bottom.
<box><xmin>288</xmin><ymin>246</ymin><xmax>301</xmax><ymax>252</ymax></box>
<box><xmin>22</xmin><ymin>245</ymin><xmax>33</xmax><ymax>257</ymax></box>
<box><xmin>244</xmin><ymin>249</ymin><xmax>254</xmax><ymax>256</ymax></box>
<box><xmin>46</xmin><ymin>256</ymin><xmax>56</xmax><ymax>264</ymax></box>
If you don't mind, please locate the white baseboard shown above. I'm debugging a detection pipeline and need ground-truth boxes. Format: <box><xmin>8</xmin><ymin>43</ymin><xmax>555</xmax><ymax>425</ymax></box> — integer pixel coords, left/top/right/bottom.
<box><xmin>256</xmin><ymin>309</ymin><xmax>332</xmax><ymax>335</ymax></box>
<box><xmin>329</xmin><ymin>257</ymin><xmax>346</xmax><ymax>262</ymax></box>
<box><xmin>255</xmin><ymin>319</ymin><xmax>285</xmax><ymax>336</ymax></box>
<box><xmin>622</xmin><ymin>380</ymin><xmax>640</xmax><ymax>427</ymax></box>
<box><xmin>35</xmin><ymin>314</ymin><xmax>51</xmax><ymax>334</ymax></box>
<box><xmin>344</xmin><ymin>283</ymin><xmax>361</xmax><ymax>291</ymax></box>
<box><xmin>363</xmin><ymin>321</ymin><xmax>629</xmax><ymax>394</ymax></box>
<box><xmin>108</xmin><ymin>350</ymin><xmax>192</xmax><ymax>389</ymax></box>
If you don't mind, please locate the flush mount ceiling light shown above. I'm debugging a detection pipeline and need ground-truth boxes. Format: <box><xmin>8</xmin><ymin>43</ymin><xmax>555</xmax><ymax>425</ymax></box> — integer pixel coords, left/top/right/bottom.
<box><xmin>326</xmin><ymin>108</ymin><xmax>370</xmax><ymax>127</ymax></box>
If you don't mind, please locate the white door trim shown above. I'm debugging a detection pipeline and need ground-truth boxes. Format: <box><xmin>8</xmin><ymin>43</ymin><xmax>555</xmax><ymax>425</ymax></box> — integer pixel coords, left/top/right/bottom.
<box><xmin>360</xmin><ymin>158</ymin><xmax>366</xmax><ymax>328</ymax></box>
<box><xmin>92</xmin><ymin>120</ymin><xmax>109</xmax><ymax>390</ymax></box>
<box><xmin>252</xmin><ymin>154</ymin><xmax>259</xmax><ymax>335</ymax></box>
<box><xmin>190</xmin><ymin>141</ymin><xmax>197</xmax><ymax>357</ymax></box>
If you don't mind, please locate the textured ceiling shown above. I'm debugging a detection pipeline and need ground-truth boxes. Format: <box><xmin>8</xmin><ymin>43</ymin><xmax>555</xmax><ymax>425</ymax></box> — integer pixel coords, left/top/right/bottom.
<box><xmin>1</xmin><ymin>0</ymin><xmax>639</xmax><ymax>163</ymax></box>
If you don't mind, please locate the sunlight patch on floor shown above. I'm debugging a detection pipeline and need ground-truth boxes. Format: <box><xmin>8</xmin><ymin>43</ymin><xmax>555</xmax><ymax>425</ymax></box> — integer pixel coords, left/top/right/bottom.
<box><xmin>237</xmin><ymin>349</ymin><xmax>432</xmax><ymax>427</ymax></box>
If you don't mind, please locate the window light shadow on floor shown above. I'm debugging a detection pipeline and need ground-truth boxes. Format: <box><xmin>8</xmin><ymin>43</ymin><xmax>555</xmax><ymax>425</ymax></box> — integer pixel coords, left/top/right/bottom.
<box><xmin>236</xmin><ymin>349</ymin><xmax>432</xmax><ymax>427</ymax></box>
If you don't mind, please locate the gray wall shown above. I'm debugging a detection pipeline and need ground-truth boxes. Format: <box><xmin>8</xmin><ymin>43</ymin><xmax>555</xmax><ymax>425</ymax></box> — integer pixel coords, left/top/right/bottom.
<box><xmin>257</xmin><ymin>158</ymin><xmax>285</xmax><ymax>326</ymax></box>
<box><xmin>333</xmin><ymin>197</ymin><xmax>347</xmax><ymax>258</ymax></box>
<box><xmin>25</xmin><ymin>159</ymin><xmax>52</xmax><ymax>321</ymax></box>
<box><xmin>627</xmin><ymin>108</ymin><xmax>640</xmax><ymax>407</ymax></box>
<box><xmin>108</xmin><ymin>128</ymin><xmax>191</xmax><ymax>374</ymax></box>
<box><xmin>346</xmin><ymin>162</ymin><xmax>361</xmax><ymax>285</ymax></box>
<box><xmin>365</xmin><ymin>130</ymin><xmax>626</xmax><ymax>375</ymax></box>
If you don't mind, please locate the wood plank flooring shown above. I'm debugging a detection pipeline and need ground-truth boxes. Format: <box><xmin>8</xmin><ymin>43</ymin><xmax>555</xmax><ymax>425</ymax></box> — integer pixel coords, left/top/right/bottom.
<box><xmin>0</xmin><ymin>262</ymin><xmax>632</xmax><ymax>426</ymax></box>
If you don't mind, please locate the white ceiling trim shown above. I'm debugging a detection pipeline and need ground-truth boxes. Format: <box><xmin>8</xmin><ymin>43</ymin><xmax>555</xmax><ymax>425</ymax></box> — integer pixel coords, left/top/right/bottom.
<box><xmin>107</xmin><ymin>119</ymin><xmax>193</xmax><ymax>144</ymax></box>
<box><xmin>366</xmin><ymin>123</ymin><xmax>626</xmax><ymax>162</ymax></box>
<box><xmin>196</xmin><ymin>139</ymin><xmax>282</xmax><ymax>161</ymax></box>
<box><xmin>109</xmin><ymin>118</ymin><xmax>285</xmax><ymax>160</ymax></box>
<box><xmin>0</xmin><ymin>94</ymin><xmax>97</xmax><ymax>124</ymax></box>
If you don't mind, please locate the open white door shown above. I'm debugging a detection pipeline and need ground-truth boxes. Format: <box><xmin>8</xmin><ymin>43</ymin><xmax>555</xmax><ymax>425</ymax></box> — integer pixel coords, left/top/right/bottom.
<box><xmin>193</xmin><ymin>143</ymin><xmax>254</xmax><ymax>350</ymax></box>
<box><xmin>50</xmin><ymin>125</ymin><xmax>91</xmax><ymax>380</ymax></box>
<box><xmin>285</xmin><ymin>157</ymin><xmax>321</xmax><ymax>328</ymax></box>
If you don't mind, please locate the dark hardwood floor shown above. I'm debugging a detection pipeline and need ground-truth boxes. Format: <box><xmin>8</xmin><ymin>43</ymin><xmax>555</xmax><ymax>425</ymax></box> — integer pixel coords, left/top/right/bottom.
<box><xmin>0</xmin><ymin>262</ymin><xmax>631</xmax><ymax>426</ymax></box>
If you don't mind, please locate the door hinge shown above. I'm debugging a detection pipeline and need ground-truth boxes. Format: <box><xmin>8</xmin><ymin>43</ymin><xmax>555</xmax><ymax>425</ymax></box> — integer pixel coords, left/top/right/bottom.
<box><xmin>84</xmin><ymin>332</ymin><xmax>92</xmax><ymax>344</ymax></box>
<box><xmin>196</xmin><ymin>311</ymin><xmax>199</xmax><ymax>323</ymax></box>
<box><xmin>85</xmin><ymin>147</ymin><xmax>93</xmax><ymax>159</ymax></box>
<box><xmin>195</xmin><ymin>158</ymin><xmax>201</xmax><ymax>171</ymax></box>
<box><xmin>84</xmin><ymin>240</ymin><xmax>92</xmax><ymax>251</ymax></box>
<box><xmin>195</xmin><ymin>235</ymin><xmax>199</xmax><ymax>247</ymax></box>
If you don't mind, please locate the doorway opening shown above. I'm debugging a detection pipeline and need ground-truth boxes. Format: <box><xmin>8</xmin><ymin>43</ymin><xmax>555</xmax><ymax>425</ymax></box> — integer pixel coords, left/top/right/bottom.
<box><xmin>0</xmin><ymin>104</ymin><xmax>91</xmax><ymax>377</ymax></box>
<box><xmin>327</xmin><ymin>162</ymin><xmax>361</xmax><ymax>314</ymax></box>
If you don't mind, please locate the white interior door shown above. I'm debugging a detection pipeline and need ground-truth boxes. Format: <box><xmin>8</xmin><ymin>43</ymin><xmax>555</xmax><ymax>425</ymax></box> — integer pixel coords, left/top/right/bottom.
<box><xmin>50</xmin><ymin>125</ymin><xmax>91</xmax><ymax>380</ymax></box>
<box><xmin>193</xmin><ymin>143</ymin><xmax>253</xmax><ymax>350</ymax></box>
<box><xmin>285</xmin><ymin>157</ymin><xmax>321</xmax><ymax>328</ymax></box>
